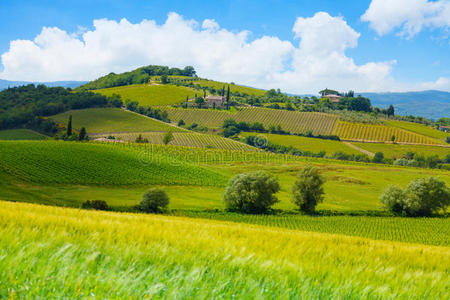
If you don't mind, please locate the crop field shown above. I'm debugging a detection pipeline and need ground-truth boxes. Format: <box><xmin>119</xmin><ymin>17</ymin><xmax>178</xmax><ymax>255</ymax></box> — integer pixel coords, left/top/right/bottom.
<box><xmin>333</xmin><ymin>121</ymin><xmax>443</xmax><ymax>144</ymax></box>
<box><xmin>387</xmin><ymin>120</ymin><xmax>449</xmax><ymax>141</ymax></box>
<box><xmin>50</xmin><ymin>108</ymin><xmax>180</xmax><ymax>133</ymax></box>
<box><xmin>0</xmin><ymin>201</ymin><xmax>449</xmax><ymax>299</ymax></box>
<box><xmin>0</xmin><ymin>141</ymin><xmax>226</xmax><ymax>186</ymax></box>
<box><xmin>153</xmin><ymin>76</ymin><xmax>266</xmax><ymax>96</ymax></box>
<box><xmin>352</xmin><ymin>142</ymin><xmax>450</xmax><ymax>159</ymax></box>
<box><xmin>0</xmin><ymin>129</ymin><xmax>48</xmax><ymax>140</ymax></box>
<box><xmin>165</xmin><ymin>107</ymin><xmax>339</xmax><ymax>135</ymax></box>
<box><xmin>241</xmin><ymin>132</ymin><xmax>361</xmax><ymax>155</ymax></box>
<box><xmin>91</xmin><ymin>131</ymin><xmax>257</xmax><ymax>151</ymax></box>
<box><xmin>94</xmin><ymin>84</ymin><xmax>198</xmax><ymax>106</ymax></box>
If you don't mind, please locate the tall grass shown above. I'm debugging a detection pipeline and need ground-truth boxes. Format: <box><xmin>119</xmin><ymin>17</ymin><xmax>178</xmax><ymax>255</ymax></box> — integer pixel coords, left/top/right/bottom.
<box><xmin>0</xmin><ymin>201</ymin><xmax>449</xmax><ymax>299</ymax></box>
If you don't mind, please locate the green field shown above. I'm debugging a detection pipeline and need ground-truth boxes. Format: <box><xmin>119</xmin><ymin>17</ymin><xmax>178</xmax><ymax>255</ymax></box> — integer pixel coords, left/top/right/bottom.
<box><xmin>95</xmin><ymin>83</ymin><xmax>198</xmax><ymax>106</ymax></box>
<box><xmin>0</xmin><ymin>141</ymin><xmax>225</xmax><ymax>186</ymax></box>
<box><xmin>241</xmin><ymin>132</ymin><xmax>361</xmax><ymax>155</ymax></box>
<box><xmin>352</xmin><ymin>142</ymin><xmax>450</xmax><ymax>159</ymax></box>
<box><xmin>0</xmin><ymin>129</ymin><xmax>48</xmax><ymax>140</ymax></box>
<box><xmin>334</xmin><ymin>121</ymin><xmax>443</xmax><ymax>145</ymax></box>
<box><xmin>1</xmin><ymin>201</ymin><xmax>449</xmax><ymax>299</ymax></box>
<box><xmin>91</xmin><ymin>131</ymin><xmax>257</xmax><ymax>151</ymax></box>
<box><xmin>387</xmin><ymin>120</ymin><xmax>450</xmax><ymax>141</ymax></box>
<box><xmin>154</xmin><ymin>76</ymin><xmax>267</xmax><ymax>96</ymax></box>
<box><xmin>50</xmin><ymin>108</ymin><xmax>180</xmax><ymax>133</ymax></box>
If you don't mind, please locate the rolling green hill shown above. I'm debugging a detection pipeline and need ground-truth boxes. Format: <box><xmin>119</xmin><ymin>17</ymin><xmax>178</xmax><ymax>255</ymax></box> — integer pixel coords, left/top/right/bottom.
<box><xmin>91</xmin><ymin>131</ymin><xmax>257</xmax><ymax>151</ymax></box>
<box><xmin>50</xmin><ymin>108</ymin><xmax>181</xmax><ymax>133</ymax></box>
<box><xmin>0</xmin><ymin>129</ymin><xmax>48</xmax><ymax>140</ymax></box>
<box><xmin>0</xmin><ymin>141</ymin><xmax>226</xmax><ymax>186</ymax></box>
<box><xmin>352</xmin><ymin>142</ymin><xmax>450</xmax><ymax>159</ymax></box>
<box><xmin>240</xmin><ymin>132</ymin><xmax>361</xmax><ymax>155</ymax></box>
<box><xmin>95</xmin><ymin>84</ymin><xmax>198</xmax><ymax>106</ymax></box>
<box><xmin>386</xmin><ymin>120</ymin><xmax>449</xmax><ymax>141</ymax></box>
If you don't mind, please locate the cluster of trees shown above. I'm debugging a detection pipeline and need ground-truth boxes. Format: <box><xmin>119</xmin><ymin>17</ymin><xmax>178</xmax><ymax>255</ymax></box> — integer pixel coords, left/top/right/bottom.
<box><xmin>0</xmin><ymin>84</ymin><xmax>122</xmax><ymax>132</ymax></box>
<box><xmin>56</xmin><ymin>115</ymin><xmax>88</xmax><ymax>141</ymax></box>
<box><xmin>222</xmin><ymin>119</ymin><xmax>266</xmax><ymax>137</ymax></box>
<box><xmin>77</xmin><ymin>65</ymin><xmax>196</xmax><ymax>90</ymax></box>
<box><xmin>380</xmin><ymin>177</ymin><xmax>449</xmax><ymax>216</ymax></box>
<box><xmin>223</xmin><ymin>166</ymin><xmax>325</xmax><ymax>214</ymax></box>
<box><xmin>392</xmin><ymin>152</ymin><xmax>450</xmax><ymax>169</ymax></box>
<box><xmin>125</xmin><ymin>100</ymin><xmax>170</xmax><ymax>122</ymax></box>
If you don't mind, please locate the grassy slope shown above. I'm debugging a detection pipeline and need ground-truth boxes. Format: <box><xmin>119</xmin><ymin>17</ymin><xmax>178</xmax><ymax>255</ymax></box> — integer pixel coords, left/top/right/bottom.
<box><xmin>0</xmin><ymin>201</ymin><xmax>448</xmax><ymax>299</ymax></box>
<box><xmin>91</xmin><ymin>132</ymin><xmax>257</xmax><ymax>151</ymax></box>
<box><xmin>0</xmin><ymin>129</ymin><xmax>48</xmax><ymax>140</ymax></box>
<box><xmin>95</xmin><ymin>84</ymin><xmax>198</xmax><ymax>106</ymax></box>
<box><xmin>387</xmin><ymin>120</ymin><xmax>450</xmax><ymax>141</ymax></box>
<box><xmin>0</xmin><ymin>141</ymin><xmax>226</xmax><ymax>186</ymax></box>
<box><xmin>2</xmin><ymin>142</ymin><xmax>449</xmax><ymax>213</ymax></box>
<box><xmin>50</xmin><ymin>108</ymin><xmax>180</xmax><ymax>133</ymax></box>
<box><xmin>353</xmin><ymin>142</ymin><xmax>450</xmax><ymax>159</ymax></box>
<box><xmin>241</xmin><ymin>132</ymin><xmax>361</xmax><ymax>155</ymax></box>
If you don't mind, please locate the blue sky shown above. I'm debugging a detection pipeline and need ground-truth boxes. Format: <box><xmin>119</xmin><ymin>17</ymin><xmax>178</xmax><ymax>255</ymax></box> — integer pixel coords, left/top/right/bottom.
<box><xmin>0</xmin><ymin>0</ymin><xmax>449</xmax><ymax>93</ymax></box>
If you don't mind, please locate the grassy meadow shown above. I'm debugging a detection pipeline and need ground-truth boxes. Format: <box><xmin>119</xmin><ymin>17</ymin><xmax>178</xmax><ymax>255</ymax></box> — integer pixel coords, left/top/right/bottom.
<box><xmin>95</xmin><ymin>83</ymin><xmax>198</xmax><ymax>106</ymax></box>
<box><xmin>50</xmin><ymin>108</ymin><xmax>180</xmax><ymax>133</ymax></box>
<box><xmin>0</xmin><ymin>201</ymin><xmax>449</xmax><ymax>299</ymax></box>
<box><xmin>241</xmin><ymin>132</ymin><xmax>361</xmax><ymax>155</ymax></box>
<box><xmin>0</xmin><ymin>129</ymin><xmax>48</xmax><ymax>140</ymax></box>
<box><xmin>352</xmin><ymin>142</ymin><xmax>450</xmax><ymax>159</ymax></box>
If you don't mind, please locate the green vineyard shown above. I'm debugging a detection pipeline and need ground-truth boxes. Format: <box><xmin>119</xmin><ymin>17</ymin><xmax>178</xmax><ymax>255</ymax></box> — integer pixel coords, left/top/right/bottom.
<box><xmin>164</xmin><ymin>107</ymin><xmax>339</xmax><ymax>135</ymax></box>
<box><xmin>333</xmin><ymin>121</ymin><xmax>444</xmax><ymax>145</ymax></box>
<box><xmin>91</xmin><ymin>132</ymin><xmax>257</xmax><ymax>151</ymax></box>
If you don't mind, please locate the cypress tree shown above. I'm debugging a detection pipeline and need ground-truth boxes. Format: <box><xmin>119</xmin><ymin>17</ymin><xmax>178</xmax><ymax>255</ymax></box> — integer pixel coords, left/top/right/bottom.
<box><xmin>226</xmin><ymin>85</ymin><xmax>230</xmax><ymax>110</ymax></box>
<box><xmin>67</xmin><ymin>115</ymin><xmax>72</xmax><ymax>136</ymax></box>
<box><xmin>222</xmin><ymin>85</ymin><xmax>225</xmax><ymax>96</ymax></box>
<box><xmin>79</xmin><ymin>127</ymin><xmax>87</xmax><ymax>140</ymax></box>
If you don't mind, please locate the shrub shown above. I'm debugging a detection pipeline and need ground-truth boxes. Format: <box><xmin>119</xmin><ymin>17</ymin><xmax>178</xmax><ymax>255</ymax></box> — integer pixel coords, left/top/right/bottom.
<box><xmin>403</xmin><ymin>177</ymin><xmax>449</xmax><ymax>216</ymax></box>
<box><xmin>380</xmin><ymin>177</ymin><xmax>449</xmax><ymax>216</ymax></box>
<box><xmin>177</xmin><ymin>119</ymin><xmax>185</xmax><ymax>126</ymax></box>
<box><xmin>223</xmin><ymin>171</ymin><xmax>280</xmax><ymax>213</ymax></box>
<box><xmin>140</xmin><ymin>188</ymin><xmax>169</xmax><ymax>213</ymax></box>
<box><xmin>291</xmin><ymin>165</ymin><xmax>325</xmax><ymax>213</ymax></box>
<box><xmin>82</xmin><ymin>200</ymin><xmax>109</xmax><ymax>211</ymax></box>
<box><xmin>163</xmin><ymin>131</ymin><xmax>174</xmax><ymax>145</ymax></box>
<box><xmin>372</xmin><ymin>152</ymin><xmax>384</xmax><ymax>163</ymax></box>
<box><xmin>446</xmin><ymin>136</ymin><xmax>450</xmax><ymax>144</ymax></box>
<box><xmin>380</xmin><ymin>185</ymin><xmax>406</xmax><ymax>215</ymax></box>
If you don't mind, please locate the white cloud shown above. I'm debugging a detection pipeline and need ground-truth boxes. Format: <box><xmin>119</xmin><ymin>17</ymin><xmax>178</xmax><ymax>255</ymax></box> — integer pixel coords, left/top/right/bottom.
<box><xmin>1</xmin><ymin>12</ymin><xmax>449</xmax><ymax>93</ymax></box>
<box><xmin>362</xmin><ymin>0</ymin><xmax>450</xmax><ymax>38</ymax></box>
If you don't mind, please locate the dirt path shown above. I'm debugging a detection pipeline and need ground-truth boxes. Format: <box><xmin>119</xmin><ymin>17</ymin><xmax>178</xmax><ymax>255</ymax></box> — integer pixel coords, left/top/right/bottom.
<box><xmin>343</xmin><ymin>142</ymin><xmax>375</xmax><ymax>157</ymax></box>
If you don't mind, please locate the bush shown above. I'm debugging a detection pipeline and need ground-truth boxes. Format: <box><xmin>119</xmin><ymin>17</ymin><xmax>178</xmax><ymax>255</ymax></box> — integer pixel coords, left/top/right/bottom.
<box><xmin>223</xmin><ymin>171</ymin><xmax>280</xmax><ymax>213</ymax></box>
<box><xmin>82</xmin><ymin>200</ymin><xmax>109</xmax><ymax>211</ymax></box>
<box><xmin>372</xmin><ymin>152</ymin><xmax>384</xmax><ymax>163</ymax></box>
<box><xmin>140</xmin><ymin>188</ymin><xmax>169</xmax><ymax>213</ymax></box>
<box><xmin>446</xmin><ymin>136</ymin><xmax>450</xmax><ymax>144</ymax></box>
<box><xmin>380</xmin><ymin>185</ymin><xmax>406</xmax><ymax>215</ymax></box>
<box><xmin>380</xmin><ymin>177</ymin><xmax>449</xmax><ymax>216</ymax></box>
<box><xmin>291</xmin><ymin>165</ymin><xmax>325</xmax><ymax>213</ymax></box>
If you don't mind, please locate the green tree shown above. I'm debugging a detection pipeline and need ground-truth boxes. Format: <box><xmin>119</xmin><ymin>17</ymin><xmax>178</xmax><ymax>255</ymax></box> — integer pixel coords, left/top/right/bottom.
<box><xmin>160</xmin><ymin>74</ymin><xmax>169</xmax><ymax>84</ymax></box>
<box><xmin>380</xmin><ymin>185</ymin><xmax>406</xmax><ymax>215</ymax></box>
<box><xmin>177</xmin><ymin>119</ymin><xmax>185</xmax><ymax>126</ymax></box>
<box><xmin>67</xmin><ymin>115</ymin><xmax>72</xmax><ymax>136</ymax></box>
<box><xmin>223</xmin><ymin>171</ymin><xmax>280</xmax><ymax>213</ymax></box>
<box><xmin>291</xmin><ymin>165</ymin><xmax>325</xmax><ymax>213</ymax></box>
<box><xmin>140</xmin><ymin>188</ymin><xmax>169</xmax><ymax>213</ymax></box>
<box><xmin>163</xmin><ymin>131</ymin><xmax>174</xmax><ymax>145</ymax></box>
<box><xmin>226</xmin><ymin>85</ymin><xmax>230</xmax><ymax>110</ymax></box>
<box><xmin>79</xmin><ymin>127</ymin><xmax>87</xmax><ymax>141</ymax></box>
<box><xmin>373</xmin><ymin>152</ymin><xmax>384</xmax><ymax>163</ymax></box>
<box><xmin>195</xmin><ymin>97</ymin><xmax>205</xmax><ymax>108</ymax></box>
<box><xmin>391</xmin><ymin>135</ymin><xmax>396</xmax><ymax>143</ymax></box>
<box><xmin>387</xmin><ymin>105</ymin><xmax>395</xmax><ymax>117</ymax></box>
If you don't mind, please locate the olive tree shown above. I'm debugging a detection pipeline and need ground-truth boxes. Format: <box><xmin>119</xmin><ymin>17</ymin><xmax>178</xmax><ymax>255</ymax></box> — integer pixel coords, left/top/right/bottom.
<box><xmin>291</xmin><ymin>165</ymin><xmax>325</xmax><ymax>213</ymax></box>
<box><xmin>140</xmin><ymin>188</ymin><xmax>169</xmax><ymax>213</ymax></box>
<box><xmin>223</xmin><ymin>171</ymin><xmax>280</xmax><ymax>213</ymax></box>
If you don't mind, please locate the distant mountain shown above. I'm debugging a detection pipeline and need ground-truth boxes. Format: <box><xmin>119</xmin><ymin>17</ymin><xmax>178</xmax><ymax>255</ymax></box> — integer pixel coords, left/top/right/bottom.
<box><xmin>0</xmin><ymin>79</ymin><xmax>87</xmax><ymax>90</ymax></box>
<box><xmin>360</xmin><ymin>90</ymin><xmax>450</xmax><ymax>120</ymax></box>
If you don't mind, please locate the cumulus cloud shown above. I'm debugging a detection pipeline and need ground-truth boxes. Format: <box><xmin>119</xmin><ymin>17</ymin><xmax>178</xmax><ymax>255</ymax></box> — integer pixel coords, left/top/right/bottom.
<box><xmin>0</xmin><ymin>12</ymin><xmax>448</xmax><ymax>93</ymax></box>
<box><xmin>362</xmin><ymin>0</ymin><xmax>450</xmax><ymax>38</ymax></box>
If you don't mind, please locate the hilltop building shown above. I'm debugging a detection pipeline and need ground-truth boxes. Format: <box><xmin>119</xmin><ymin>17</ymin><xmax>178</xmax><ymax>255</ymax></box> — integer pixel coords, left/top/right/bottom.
<box><xmin>206</xmin><ymin>95</ymin><xmax>226</xmax><ymax>108</ymax></box>
<box><xmin>321</xmin><ymin>94</ymin><xmax>343</xmax><ymax>103</ymax></box>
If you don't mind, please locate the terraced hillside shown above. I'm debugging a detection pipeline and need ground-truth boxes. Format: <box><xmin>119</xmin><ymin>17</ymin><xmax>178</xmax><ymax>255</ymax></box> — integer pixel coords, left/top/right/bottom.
<box><xmin>95</xmin><ymin>84</ymin><xmax>198</xmax><ymax>106</ymax></box>
<box><xmin>50</xmin><ymin>108</ymin><xmax>181</xmax><ymax>133</ymax></box>
<box><xmin>165</xmin><ymin>107</ymin><xmax>338</xmax><ymax>135</ymax></box>
<box><xmin>91</xmin><ymin>131</ymin><xmax>257</xmax><ymax>151</ymax></box>
<box><xmin>333</xmin><ymin>121</ymin><xmax>444</xmax><ymax>145</ymax></box>
<box><xmin>0</xmin><ymin>141</ymin><xmax>226</xmax><ymax>186</ymax></box>
<box><xmin>0</xmin><ymin>129</ymin><xmax>48</xmax><ymax>140</ymax></box>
